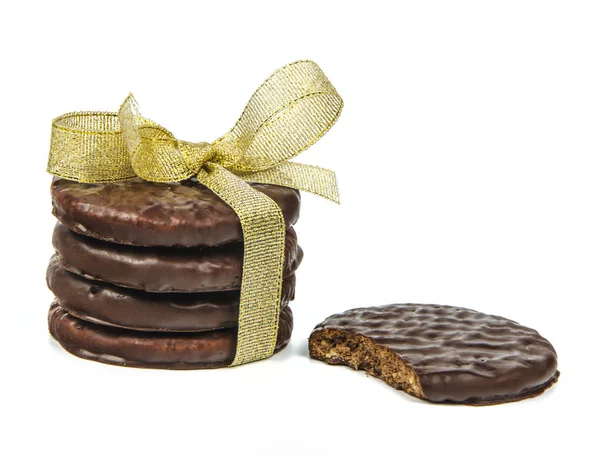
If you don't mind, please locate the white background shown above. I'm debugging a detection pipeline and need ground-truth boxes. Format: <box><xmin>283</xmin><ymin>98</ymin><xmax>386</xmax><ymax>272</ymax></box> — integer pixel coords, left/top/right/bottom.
<box><xmin>2</xmin><ymin>1</ymin><xmax>598</xmax><ymax>454</ymax></box>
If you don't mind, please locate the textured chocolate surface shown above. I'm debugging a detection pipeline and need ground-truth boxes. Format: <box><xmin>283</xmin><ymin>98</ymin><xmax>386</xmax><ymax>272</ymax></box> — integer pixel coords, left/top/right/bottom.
<box><xmin>310</xmin><ymin>304</ymin><xmax>559</xmax><ymax>404</ymax></box>
<box><xmin>53</xmin><ymin>222</ymin><xmax>302</xmax><ymax>293</ymax></box>
<box><xmin>51</xmin><ymin>178</ymin><xmax>301</xmax><ymax>247</ymax></box>
<box><xmin>49</xmin><ymin>302</ymin><xmax>293</xmax><ymax>369</ymax></box>
<box><xmin>47</xmin><ymin>256</ymin><xmax>296</xmax><ymax>332</ymax></box>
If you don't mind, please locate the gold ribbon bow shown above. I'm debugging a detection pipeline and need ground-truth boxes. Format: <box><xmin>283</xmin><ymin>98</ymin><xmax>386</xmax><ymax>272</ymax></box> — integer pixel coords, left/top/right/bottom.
<box><xmin>47</xmin><ymin>60</ymin><xmax>342</xmax><ymax>366</ymax></box>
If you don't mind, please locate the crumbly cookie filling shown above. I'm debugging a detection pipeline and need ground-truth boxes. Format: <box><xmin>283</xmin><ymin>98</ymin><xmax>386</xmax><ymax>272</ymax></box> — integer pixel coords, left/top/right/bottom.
<box><xmin>309</xmin><ymin>328</ymin><xmax>424</xmax><ymax>398</ymax></box>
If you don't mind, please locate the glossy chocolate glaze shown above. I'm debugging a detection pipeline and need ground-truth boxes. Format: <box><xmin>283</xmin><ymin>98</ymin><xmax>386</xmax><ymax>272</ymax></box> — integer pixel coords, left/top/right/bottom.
<box><xmin>51</xmin><ymin>178</ymin><xmax>301</xmax><ymax>247</ymax></box>
<box><xmin>311</xmin><ymin>304</ymin><xmax>559</xmax><ymax>404</ymax></box>
<box><xmin>53</xmin><ymin>222</ymin><xmax>303</xmax><ymax>293</ymax></box>
<box><xmin>49</xmin><ymin>302</ymin><xmax>293</xmax><ymax>369</ymax></box>
<box><xmin>47</xmin><ymin>256</ymin><xmax>296</xmax><ymax>332</ymax></box>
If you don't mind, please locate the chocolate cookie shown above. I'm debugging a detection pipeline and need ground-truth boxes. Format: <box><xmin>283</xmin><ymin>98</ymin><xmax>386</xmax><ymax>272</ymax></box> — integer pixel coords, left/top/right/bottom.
<box><xmin>309</xmin><ymin>304</ymin><xmax>559</xmax><ymax>405</ymax></box>
<box><xmin>47</xmin><ymin>256</ymin><xmax>296</xmax><ymax>332</ymax></box>
<box><xmin>49</xmin><ymin>302</ymin><xmax>293</xmax><ymax>369</ymax></box>
<box><xmin>52</xmin><ymin>222</ymin><xmax>303</xmax><ymax>293</ymax></box>
<box><xmin>51</xmin><ymin>178</ymin><xmax>301</xmax><ymax>247</ymax></box>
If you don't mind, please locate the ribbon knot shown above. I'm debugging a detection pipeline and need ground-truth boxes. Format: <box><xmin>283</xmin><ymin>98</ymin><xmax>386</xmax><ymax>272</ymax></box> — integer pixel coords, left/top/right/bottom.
<box><xmin>48</xmin><ymin>60</ymin><xmax>342</xmax><ymax>366</ymax></box>
<box><xmin>177</xmin><ymin>141</ymin><xmax>216</xmax><ymax>174</ymax></box>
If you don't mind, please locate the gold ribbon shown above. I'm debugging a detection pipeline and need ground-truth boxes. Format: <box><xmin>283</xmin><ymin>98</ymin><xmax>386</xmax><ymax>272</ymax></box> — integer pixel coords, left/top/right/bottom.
<box><xmin>47</xmin><ymin>60</ymin><xmax>342</xmax><ymax>366</ymax></box>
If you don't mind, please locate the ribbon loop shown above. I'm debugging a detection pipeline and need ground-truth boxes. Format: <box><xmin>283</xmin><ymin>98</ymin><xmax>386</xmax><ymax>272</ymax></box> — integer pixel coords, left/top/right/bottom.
<box><xmin>47</xmin><ymin>60</ymin><xmax>342</xmax><ymax>366</ymax></box>
<box><xmin>219</xmin><ymin>60</ymin><xmax>343</xmax><ymax>172</ymax></box>
<box><xmin>48</xmin><ymin>112</ymin><xmax>134</xmax><ymax>182</ymax></box>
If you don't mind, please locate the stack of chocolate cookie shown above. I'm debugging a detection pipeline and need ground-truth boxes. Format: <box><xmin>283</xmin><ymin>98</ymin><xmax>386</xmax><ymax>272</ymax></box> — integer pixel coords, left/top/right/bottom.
<box><xmin>47</xmin><ymin>177</ymin><xmax>303</xmax><ymax>369</ymax></box>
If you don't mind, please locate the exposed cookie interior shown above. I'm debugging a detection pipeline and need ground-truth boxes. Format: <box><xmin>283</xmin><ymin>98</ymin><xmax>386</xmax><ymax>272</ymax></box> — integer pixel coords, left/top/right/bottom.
<box><xmin>309</xmin><ymin>328</ymin><xmax>424</xmax><ymax>399</ymax></box>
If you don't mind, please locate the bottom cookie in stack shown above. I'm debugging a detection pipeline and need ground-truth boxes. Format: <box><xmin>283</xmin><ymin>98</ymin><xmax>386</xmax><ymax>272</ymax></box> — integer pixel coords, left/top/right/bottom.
<box><xmin>49</xmin><ymin>302</ymin><xmax>293</xmax><ymax>369</ymax></box>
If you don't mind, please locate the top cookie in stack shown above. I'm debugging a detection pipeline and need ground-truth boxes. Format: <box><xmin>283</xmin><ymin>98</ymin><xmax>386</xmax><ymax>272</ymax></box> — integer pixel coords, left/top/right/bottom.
<box><xmin>47</xmin><ymin>177</ymin><xmax>303</xmax><ymax>369</ymax></box>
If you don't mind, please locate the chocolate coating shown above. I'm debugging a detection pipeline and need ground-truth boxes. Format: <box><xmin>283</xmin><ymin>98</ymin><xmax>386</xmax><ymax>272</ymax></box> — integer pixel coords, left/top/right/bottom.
<box><xmin>47</xmin><ymin>256</ymin><xmax>296</xmax><ymax>332</ymax></box>
<box><xmin>49</xmin><ymin>302</ymin><xmax>293</xmax><ymax>369</ymax></box>
<box><xmin>53</xmin><ymin>222</ymin><xmax>302</xmax><ymax>293</ymax></box>
<box><xmin>51</xmin><ymin>178</ymin><xmax>301</xmax><ymax>247</ymax></box>
<box><xmin>311</xmin><ymin>304</ymin><xmax>559</xmax><ymax>404</ymax></box>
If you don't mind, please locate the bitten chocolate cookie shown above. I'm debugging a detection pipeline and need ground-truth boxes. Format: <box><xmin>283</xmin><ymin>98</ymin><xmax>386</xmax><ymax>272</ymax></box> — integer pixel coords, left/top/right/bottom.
<box><xmin>51</xmin><ymin>178</ymin><xmax>301</xmax><ymax>247</ymax></box>
<box><xmin>52</xmin><ymin>223</ymin><xmax>302</xmax><ymax>293</ymax></box>
<box><xmin>47</xmin><ymin>256</ymin><xmax>296</xmax><ymax>332</ymax></box>
<box><xmin>49</xmin><ymin>302</ymin><xmax>293</xmax><ymax>369</ymax></box>
<box><xmin>309</xmin><ymin>304</ymin><xmax>559</xmax><ymax>405</ymax></box>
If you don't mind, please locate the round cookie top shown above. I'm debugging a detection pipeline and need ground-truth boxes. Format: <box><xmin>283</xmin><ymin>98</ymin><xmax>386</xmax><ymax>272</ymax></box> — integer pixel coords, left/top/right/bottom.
<box><xmin>314</xmin><ymin>303</ymin><xmax>558</xmax><ymax>403</ymax></box>
<box><xmin>51</xmin><ymin>178</ymin><xmax>301</xmax><ymax>247</ymax></box>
